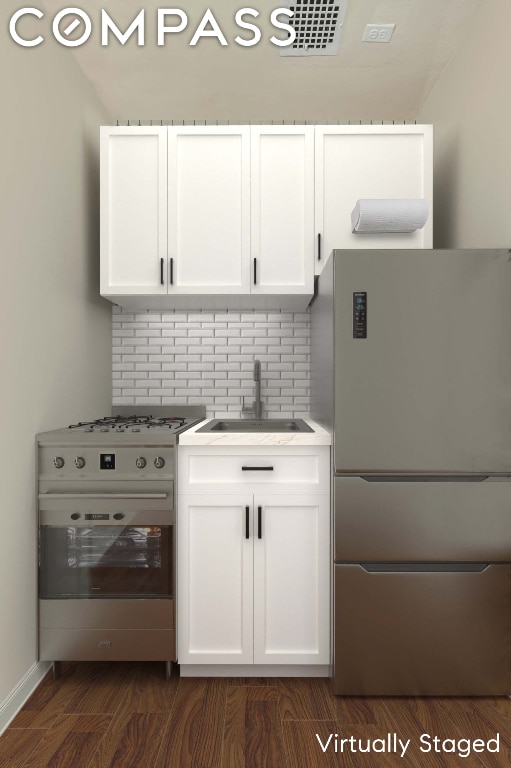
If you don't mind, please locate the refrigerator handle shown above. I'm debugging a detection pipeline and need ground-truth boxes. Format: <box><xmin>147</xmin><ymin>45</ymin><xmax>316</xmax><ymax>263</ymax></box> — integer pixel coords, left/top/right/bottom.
<box><xmin>360</xmin><ymin>563</ymin><xmax>489</xmax><ymax>573</ymax></box>
<box><xmin>360</xmin><ymin>475</ymin><xmax>491</xmax><ymax>483</ymax></box>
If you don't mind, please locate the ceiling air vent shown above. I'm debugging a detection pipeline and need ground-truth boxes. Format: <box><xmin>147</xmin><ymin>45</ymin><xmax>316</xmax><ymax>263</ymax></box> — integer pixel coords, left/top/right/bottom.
<box><xmin>280</xmin><ymin>0</ymin><xmax>348</xmax><ymax>57</ymax></box>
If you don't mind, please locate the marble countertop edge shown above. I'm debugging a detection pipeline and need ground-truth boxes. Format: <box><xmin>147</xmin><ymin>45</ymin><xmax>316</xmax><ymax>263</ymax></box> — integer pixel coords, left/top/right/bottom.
<box><xmin>178</xmin><ymin>418</ymin><xmax>332</xmax><ymax>446</ymax></box>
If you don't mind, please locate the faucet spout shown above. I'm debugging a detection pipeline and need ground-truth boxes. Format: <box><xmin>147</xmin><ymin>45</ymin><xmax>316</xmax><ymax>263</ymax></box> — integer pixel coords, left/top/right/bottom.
<box><xmin>242</xmin><ymin>359</ymin><xmax>264</xmax><ymax>419</ymax></box>
<box><xmin>253</xmin><ymin>359</ymin><xmax>263</xmax><ymax>419</ymax></box>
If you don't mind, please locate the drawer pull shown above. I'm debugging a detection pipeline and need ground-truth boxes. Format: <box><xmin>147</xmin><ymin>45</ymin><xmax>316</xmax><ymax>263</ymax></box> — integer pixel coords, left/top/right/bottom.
<box><xmin>257</xmin><ymin>506</ymin><xmax>262</xmax><ymax>539</ymax></box>
<box><xmin>241</xmin><ymin>466</ymin><xmax>274</xmax><ymax>471</ymax></box>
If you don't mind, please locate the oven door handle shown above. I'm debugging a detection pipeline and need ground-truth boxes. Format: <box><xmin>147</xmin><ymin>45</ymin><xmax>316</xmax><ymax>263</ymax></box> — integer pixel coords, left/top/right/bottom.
<box><xmin>38</xmin><ymin>493</ymin><xmax>169</xmax><ymax>500</ymax></box>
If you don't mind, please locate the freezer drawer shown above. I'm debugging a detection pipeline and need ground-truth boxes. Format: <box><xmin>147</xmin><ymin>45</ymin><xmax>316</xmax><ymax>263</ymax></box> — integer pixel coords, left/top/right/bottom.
<box><xmin>335</xmin><ymin>476</ymin><xmax>511</xmax><ymax>561</ymax></box>
<box><xmin>334</xmin><ymin>563</ymin><xmax>511</xmax><ymax>695</ymax></box>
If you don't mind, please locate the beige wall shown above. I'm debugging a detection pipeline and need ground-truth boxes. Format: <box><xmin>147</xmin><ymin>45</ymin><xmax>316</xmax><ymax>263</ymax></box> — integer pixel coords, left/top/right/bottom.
<box><xmin>418</xmin><ymin>0</ymin><xmax>511</xmax><ymax>248</ymax></box>
<box><xmin>0</xmin><ymin>12</ymin><xmax>112</xmax><ymax>713</ymax></box>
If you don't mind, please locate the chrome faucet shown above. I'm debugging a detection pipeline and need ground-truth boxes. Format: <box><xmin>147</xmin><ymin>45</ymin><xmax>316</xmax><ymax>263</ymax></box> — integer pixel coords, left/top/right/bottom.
<box><xmin>242</xmin><ymin>359</ymin><xmax>263</xmax><ymax>419</ymax></box>
<box><xmin>253</xmin><ymin>359</ymin><xmax>262</xmax><ymax>419</ymax></box>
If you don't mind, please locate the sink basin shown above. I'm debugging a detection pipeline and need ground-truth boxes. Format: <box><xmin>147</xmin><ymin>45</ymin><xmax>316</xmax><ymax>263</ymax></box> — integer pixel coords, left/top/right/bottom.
<box><xmin>196</xmin><ymin>419</ymin><xmax>313</xmax><ymax>433</ymax></box>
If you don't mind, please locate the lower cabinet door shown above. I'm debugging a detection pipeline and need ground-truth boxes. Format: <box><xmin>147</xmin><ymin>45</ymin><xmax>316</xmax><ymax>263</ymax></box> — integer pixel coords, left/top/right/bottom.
<box><xmin>178</xmin><ymin>494</ymin><xmax>253</xmax><ymax>664</ymax></box>
<box><xmin>253</xmin><ymin>494</ymin><xmax>330</xmax><ymax>664</ymax></box>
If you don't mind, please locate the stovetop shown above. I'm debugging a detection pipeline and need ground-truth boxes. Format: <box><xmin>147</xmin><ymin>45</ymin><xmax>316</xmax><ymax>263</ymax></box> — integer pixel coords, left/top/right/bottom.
<box><xmin>69</xmin><ymin>415</ymin><xmax>197</xmax><ymax>434</ymax></box>
<box><xmin>36</xmin><ymin>406</ymin><xmax>206</xmax><ymax>445</ymax></box>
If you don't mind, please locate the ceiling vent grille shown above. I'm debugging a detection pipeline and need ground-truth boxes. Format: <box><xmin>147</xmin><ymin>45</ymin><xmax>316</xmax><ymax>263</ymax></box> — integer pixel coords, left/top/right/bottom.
<box><xmin>280</xmin><ymin>0</ymin><xmax>348</xmax><ymax>57</ymax></box>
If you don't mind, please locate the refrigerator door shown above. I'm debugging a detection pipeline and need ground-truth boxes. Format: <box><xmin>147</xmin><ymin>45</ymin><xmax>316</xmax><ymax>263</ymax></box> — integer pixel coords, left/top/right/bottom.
<box><xmin>333</xmin><ymin>563</ymin><xmax>511</xmax><ymax>695</ymax></box>
<box><xmin>334</xmin><ymin>475</ymin><xmax>511</xmax><ymax>562</ymax></box>
<box><xmin>333</xmin><ymin>249</ymin><xmax>511</xmax><ymax>473</ymax></box>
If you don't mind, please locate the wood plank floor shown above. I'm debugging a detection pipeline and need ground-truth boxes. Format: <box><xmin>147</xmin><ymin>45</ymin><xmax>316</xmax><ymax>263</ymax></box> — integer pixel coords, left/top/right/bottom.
<box><xmin>2</xmin><ymin>663</ymin><xmax>511</xmax><ymax>767</ymax></box>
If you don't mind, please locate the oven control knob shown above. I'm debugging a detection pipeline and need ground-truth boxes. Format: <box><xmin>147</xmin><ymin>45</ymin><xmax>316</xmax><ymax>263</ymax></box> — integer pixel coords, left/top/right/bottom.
<box><xmin>74</xmin><ymin>456</ymin><xmax>86</xmax><ymax>469</ymax></box>
<box><xmin>53</xmin><ymin>456</ymin><xmax>65</xmax><ymax>469</ymax></box>
<box><xmin>136</xmin><ymin>456</ymin><xmax>146</xmax><ymax>469</ymax></box>
<box><xmin>154</xmin><ymin>456</ymin><xmax>165</xmax><ymax>469</ymax></box>
<box><xmin>70</xmin><ymin>513</ymin><xmax>81</xmax><ymax>521</ymax></box>
<box><xmin>113</xmin><ymin>513</ymin><xmax>125</xmax><ymax>520</ymax></box>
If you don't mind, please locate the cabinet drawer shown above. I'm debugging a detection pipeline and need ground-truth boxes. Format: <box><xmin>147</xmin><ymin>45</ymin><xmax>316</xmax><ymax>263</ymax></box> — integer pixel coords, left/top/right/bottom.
<box><xmin>178</xmin><ymin>447</ymin><xmax>329</xmax><ymax>493</ymax></box>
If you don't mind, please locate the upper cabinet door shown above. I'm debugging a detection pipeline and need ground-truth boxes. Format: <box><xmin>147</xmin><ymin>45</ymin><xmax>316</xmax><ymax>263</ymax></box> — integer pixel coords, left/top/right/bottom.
<box><xmin>168</xmin><ymin>126</ymin><xmax>251</xmax><ymax>294</ymax></box>
<box><xmin>314</xmin><ymin>125</ymin><xmax>433</xmax><ymax>274</ymax></box>
<box><xmin>100</xmin><ymin>126</ymin><xmax>168</xmax><ymax>296</ymax></box>
<box><xmin>250</xmin><ymin>126</ymin><xmax>315</xmax><ymax>295</ymax></box>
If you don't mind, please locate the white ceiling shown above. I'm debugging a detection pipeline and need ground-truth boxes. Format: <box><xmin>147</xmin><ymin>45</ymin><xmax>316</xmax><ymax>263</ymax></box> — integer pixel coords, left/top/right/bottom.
<box><xmin>40</xmin><ymin>0</ymin><xmax>483</xmax><ymax>121</ymax></box>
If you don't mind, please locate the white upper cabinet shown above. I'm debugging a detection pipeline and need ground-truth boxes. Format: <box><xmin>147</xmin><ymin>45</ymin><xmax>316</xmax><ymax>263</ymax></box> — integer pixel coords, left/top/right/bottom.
<box><xmin>314</xmin><ymin>125</ymin><xmax>433</xmax><ymax>274</ymax></box>
<box><xmin>100</xmin><ymin>126</ymin><xmax>167</xmax><ymax>296</ymax></box>
<box><xmin>250</xmin><ymin>126</ymin><xmax>314</xmax><ymax>295</ymax></box>
<box><xmin>167</xmin><ymin>126</ymin><xmax>251</xmax><ymax>294</ymax></box>
<box><xmin>100</xmin><ymin>124</ymin><xmax>433</xmax><ymax>304</ymax></box>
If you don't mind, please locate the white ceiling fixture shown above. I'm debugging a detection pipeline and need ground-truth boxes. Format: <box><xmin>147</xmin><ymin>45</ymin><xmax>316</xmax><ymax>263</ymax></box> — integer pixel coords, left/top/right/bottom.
<box><xmin>280</xmin><ymin>0</ymin><xmax>348</xmax><ymax>57</ymax></box>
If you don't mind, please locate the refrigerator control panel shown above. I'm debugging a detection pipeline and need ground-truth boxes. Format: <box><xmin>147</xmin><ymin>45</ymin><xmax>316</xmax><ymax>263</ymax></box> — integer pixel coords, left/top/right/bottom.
<box><xmin>353</xmin><ymin>292</ymin><xmax>367</xmax><ymax>338</ymax></box>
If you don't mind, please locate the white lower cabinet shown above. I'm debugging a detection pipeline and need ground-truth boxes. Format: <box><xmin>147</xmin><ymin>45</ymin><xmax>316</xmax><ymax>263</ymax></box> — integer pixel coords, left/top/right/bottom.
<box><xmin>253</xmin><ymin>493</ymin><xmax>330</xmax><ymax>664</ymax></box>
<box><xmin>177</xmin><ymin>447</ymin><xmax>330</xmax><ymax>669</ymax></box>
<box><xmin>179</xmin><ymin>494</ymin><xmax>254</xmax><ymax>664</ymax></box>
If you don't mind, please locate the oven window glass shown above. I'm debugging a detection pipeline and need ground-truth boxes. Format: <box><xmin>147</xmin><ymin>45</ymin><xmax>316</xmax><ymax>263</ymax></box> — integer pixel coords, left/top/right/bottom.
<box><xmin>40</xmin><ymin>525</ymin><xmax>172</xmax><ymax>598</ymax></box>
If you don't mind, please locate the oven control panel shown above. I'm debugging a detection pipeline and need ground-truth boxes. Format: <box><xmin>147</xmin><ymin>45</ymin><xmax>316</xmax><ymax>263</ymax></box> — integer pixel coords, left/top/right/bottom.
<box><xmin>39</xmin><ymin>446</ymin><xmax>174</xmax><ymax>479</ymax></box>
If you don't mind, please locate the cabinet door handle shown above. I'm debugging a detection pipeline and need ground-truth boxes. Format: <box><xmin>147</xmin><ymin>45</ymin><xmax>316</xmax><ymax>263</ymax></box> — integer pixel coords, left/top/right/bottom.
<box><xmin>257</xmin><ymin>506</ymin><xmax>262</xmax><ymax>539</ymax></box>
<box><xmin>160</xmin><ymin>258</ymin><xmax>164</xmax><ymax>285</ymax></box>
<box><xmin>245</xmin><ymin>506</ymin><xmax>250</xmax><ymax>539</ymax></box>
<box><xmin>253</xmin><ymin>257</ymin><xmax>257</xmax><ymax>285</ymax></box>
<box><xmin>170</xmin><ymin>258</ymin><xmax>174</xmax><ymax>285</ymax></box>
<box><xmin>242</xmin><ymin>466</ymin><xmax>274</xmax><ymax>471</ymax></box>
<box><xmin>317</xmin><ymin>232</ymin><xmax>321</xmax><ymax>262</ymax></box>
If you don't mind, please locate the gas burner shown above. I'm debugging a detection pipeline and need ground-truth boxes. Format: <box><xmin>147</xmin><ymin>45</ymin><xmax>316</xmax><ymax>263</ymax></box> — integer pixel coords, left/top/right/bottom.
<box><xmin>68</xmin><ymin>415</ymin><xmax>194</xmax><ymax>432</ymax></box>
<box><xmin>68</xmin><ymin>416</ymin><xmax>127</xmax><ymax>429</ymax></box>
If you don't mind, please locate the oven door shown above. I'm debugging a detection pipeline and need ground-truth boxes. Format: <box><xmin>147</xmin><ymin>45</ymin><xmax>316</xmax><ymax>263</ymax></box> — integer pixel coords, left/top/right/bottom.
<box><xmin>40</xmin><ymin>523</ymin><xmax>172</xmax><ymax>599</ymax></box>
<box><xmin>39</xmin><ymin>497</ymin><xmax>173</xmax><ymax>599</ymax></box>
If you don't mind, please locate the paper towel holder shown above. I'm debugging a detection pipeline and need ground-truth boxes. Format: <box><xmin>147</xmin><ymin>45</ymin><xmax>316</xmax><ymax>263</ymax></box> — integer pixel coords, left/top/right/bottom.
<box><xmin>351</xmin><ymin>198</ymin><xmax>429</xmax><ymax>234</ymax></box>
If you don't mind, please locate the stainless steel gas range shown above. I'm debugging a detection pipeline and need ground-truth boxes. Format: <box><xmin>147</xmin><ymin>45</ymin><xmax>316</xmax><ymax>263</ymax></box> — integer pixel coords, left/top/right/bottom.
<box><xmin>36</xmin><ymin>406</ymin><xmax>205</xmax><ymax>678</ymax></box>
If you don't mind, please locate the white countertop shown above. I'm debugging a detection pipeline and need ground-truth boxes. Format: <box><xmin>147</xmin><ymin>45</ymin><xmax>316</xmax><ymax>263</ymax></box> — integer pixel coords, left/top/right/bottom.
<box><xmin>178</xmin><ymin>418</ymin><xmax>332</xmax><ymax>446</ymax></box>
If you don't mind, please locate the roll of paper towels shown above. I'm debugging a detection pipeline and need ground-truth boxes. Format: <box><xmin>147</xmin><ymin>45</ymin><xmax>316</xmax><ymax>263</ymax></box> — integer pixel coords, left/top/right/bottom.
<box><xmin>351</xmin><ymin>198</ymin><xmax>429</xmax><ymax>234</ymax></box>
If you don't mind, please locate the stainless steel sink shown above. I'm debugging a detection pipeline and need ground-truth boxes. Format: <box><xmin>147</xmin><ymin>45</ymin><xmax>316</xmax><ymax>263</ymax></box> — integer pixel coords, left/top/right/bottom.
<box><xmin>196</xmin><ymin>419</ymin><xmax>313</xmax><ymax>433</ymax></box>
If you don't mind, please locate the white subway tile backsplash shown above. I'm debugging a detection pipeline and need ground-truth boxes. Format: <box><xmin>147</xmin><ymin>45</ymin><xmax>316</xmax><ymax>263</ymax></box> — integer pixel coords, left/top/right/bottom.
<box><xmin>188</xmin><ymin>363</ymin><xmax>215</xmax><ymax>372</ymax></box>
<box><xmin>215</xmin><ymin>363</ymin><xmax>242</xmax><ymax>372</ymax></box>
<box><xmin>241</xmin><ymin>313</ymin><xmax>268</xmax><ymax>323</ymax></box>
<box><xmin>215</xmin><ymin>346</ymin><xmax>241</xmax><ymax>355</ymax></box>
<box><xmin>175</xmin><ymin>322</ymin><xmax>201</xmax><ymax>329</ymax></box>
<box><xmin>202</xmin><ymin>354</ymin><xmax>227</xmax><ymax>363</ymax></box>
<box><xmin>175</xmin><ymin>354</ymin><xmax>201</xmax><ymax>363</ymax></box>
<box><xmin>162</xmin><ymin>329</ymin><xmax>188</xmax><ymax>338</ymax></box>
<box><xmin>215</xmin><ymin>313</ymin><xmax>240</xmax><ymax>322</ymax></box>
<box><xmin>135</xmin><ymin>329</ymin><xmax>161</xmax><ymax>338</ymax></box>
<box><xmin>112</xmin><ymin>308</ymin><xmax>310</xmax><ymax>417</ymax></box>
<box><xmin>188</xmin><ymin>329</ymin><xmax>215</xmax><ymax>338</ymax></box>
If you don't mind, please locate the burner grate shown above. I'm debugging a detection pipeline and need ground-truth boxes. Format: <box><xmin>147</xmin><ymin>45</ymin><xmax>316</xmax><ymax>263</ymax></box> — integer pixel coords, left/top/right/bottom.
<box><xmin>68</xmin><ymin>415</ymin><xmax>188</xmax><ymax>430</ymax></box>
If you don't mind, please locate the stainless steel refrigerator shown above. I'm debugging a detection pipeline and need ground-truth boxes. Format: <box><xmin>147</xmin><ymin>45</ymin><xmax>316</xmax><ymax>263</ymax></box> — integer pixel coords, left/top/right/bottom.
<box><xmin>310</xmin><ymin>248</ymin><xmax>511</xmax><ymax>695</ymax></box>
